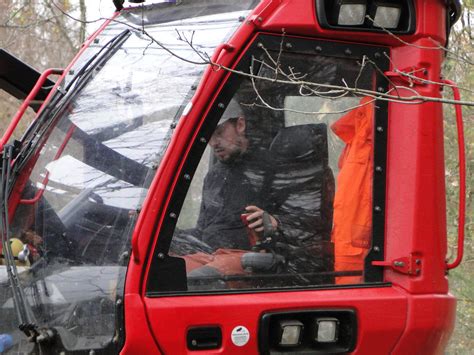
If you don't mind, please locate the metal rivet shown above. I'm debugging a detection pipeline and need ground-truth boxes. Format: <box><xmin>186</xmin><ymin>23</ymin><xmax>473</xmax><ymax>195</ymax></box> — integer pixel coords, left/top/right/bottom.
<box><xmin>157</xmin><ymin>253</ymin><xmax>165</xmax><ymax>259</ymax></box>
<box><xmin>394</xmin><ymin>261</ymin><xmax>405</xmax><ymax>267</ymax></box>
<box><xmin>199</xmin><ymin>137</ymin><xmax>207</xmax><ymax>143</ymax></box>
<box><xmin>170</xmin><ymin>123</ymin><xmax>176</xmax><ymax>129</ymax></box>
<box><xmin>257</xmin><ymin>42</ymin><xmax>264</xmax><ymax>48</ymax></box>
<box><xmin>191</xmin><ymin>85</ymin><xmax>197</xmax><ymax>90</ymax></box>
<box><xmin>378</xmin><ymin>87</ymin><xmax>385</xmax><ymax>92</ymax></box>
<box><xmin>169</xmin><ymin>212</ymin><xmax>177</xmax><ymax>219</ymax></box>
<box><xmin>344</xmin><ymin>48</ymin><xmax>352</xmax><ymax>56</ymax></box>
<box><xmin>69</xmin><ymin>69</ymin><xmax>75</xmax><ymax>75</ymax></box>
<box><xmin>373</xmin><ymin>246</ymin><xmax>380</xmax><ymax>252</ymax></box>
<box><xmin>376</xmin><ymin>126</ymin><xmax>384</xmax><ymax>132</ymax></box>
<box><xmin>416</xmin><ymin>259</ymin><xmax>421</xmax><ymax>265</ymax></box>
<box><xmin>116</xmin><ymin>299</ymin><xmax>122</xmax><ymax>306</ymax></box>
<box><xmin>374</xmin><ymin>52</ymin><xmax>381</xmax><ymax>58</ymax></box>
<box><xmin>218</xmin><ymin>102</ymin><xmax>225</xmax><ymax>109</ymax></box>
<box><xmin>192</xmin><ymin>339</ymin><xmax>197</xmax><ymax>346</ymax></box>
<box><xmin>184</xmin><ymin>174</ymin><xmax>191</xmax><ymax>181</ymax></box>
<box><xmin>315</xmin><ymin>46</ymin><xmax>322</xmax><ymax>52</ymax></box>
<box><xmin>238</xmin><ymin>16</ymin><xmax>245</xmax><ymax>22</ymax></box>
<box><xmin>416</xmin><ymin>269</ymin><xmax>421</xmax><ymax>275</ymax></box>
<box><xmin>285</xmin><ymin>42</ymin><xmax>292</xmax><ymax>49</ymax></box>
<box><xmin>375</xmin><ymin>166</ymin><xmax>383</xmax><ymax>172</ymax></box>
<box><xmin>93</xmin><ymin>38</ymin><xmax>99</xmax><ymax>44</ymax></box>
<box><xmin>374</xmin><ymin>206</ymin><xmax>382</xmax><ymax>212</ymax></box>
<box><xmin>257</xmin><ymin>16</ymin><xmax>263</xmax><ymax>22</ymax></box>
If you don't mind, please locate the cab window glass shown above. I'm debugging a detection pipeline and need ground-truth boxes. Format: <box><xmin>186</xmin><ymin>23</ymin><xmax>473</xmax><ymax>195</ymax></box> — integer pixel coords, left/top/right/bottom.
<box><xmin>0</xmin><ymin>4</ymin><xmax>255</xmax><ymax>352</ymax></box>
<box><xmin>152</xmin><ymin>37</ymin><xmax>386</xmax><ymax>293</ymax></box>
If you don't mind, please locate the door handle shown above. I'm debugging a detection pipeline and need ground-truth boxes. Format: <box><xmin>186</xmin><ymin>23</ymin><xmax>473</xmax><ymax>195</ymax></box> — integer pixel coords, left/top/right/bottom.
<box><xmin>187</xmin><ymin>326</ymin><xmax>222</xmax><ymax>350</ymax></box>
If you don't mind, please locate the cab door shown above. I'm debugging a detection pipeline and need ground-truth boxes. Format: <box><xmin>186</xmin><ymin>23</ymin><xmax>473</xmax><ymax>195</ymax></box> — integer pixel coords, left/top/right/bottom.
<box><xmin>141</xmin><ymin>33</ymin><xmax>395</xmax><ymax>354</ymax></box>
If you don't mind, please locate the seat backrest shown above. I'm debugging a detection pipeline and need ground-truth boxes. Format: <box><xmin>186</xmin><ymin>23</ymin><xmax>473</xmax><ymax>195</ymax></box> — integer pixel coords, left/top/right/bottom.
<box><xmin>269</xmin><ymin>124</ymin><xmax>334</xmax><ymax>243</ymax></box>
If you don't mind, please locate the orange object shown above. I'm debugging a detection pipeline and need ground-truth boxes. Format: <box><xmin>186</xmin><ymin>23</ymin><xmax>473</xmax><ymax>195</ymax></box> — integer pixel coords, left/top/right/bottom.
<box><xmin>183</xmin><ymin>249</ymin><xmax>247</xmax><ymax>275</ymax></box>
<box><xmin>331</xmin><ymin>97</ymin><xmax>374</xmax><ymax>284</ymax></box>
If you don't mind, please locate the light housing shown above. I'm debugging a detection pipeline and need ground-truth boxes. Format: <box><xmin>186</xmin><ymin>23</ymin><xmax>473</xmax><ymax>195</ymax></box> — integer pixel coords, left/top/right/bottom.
<box><xmin>315</xmin><ymin>317</ymin><xmax>339</xmax><ymax>343</ymax></box>
<box><xmin>260</xmin><ymin>309</ymin><xmax>357</xmax><ymax>354</ymax></box>
<box><xmin>337</xmin><ymin>1</ymin><xmax>367</xmax><ymax>26</ymax></box>
<box><xmin>278</xmin><ymin>320</ymin><xmax>304</xmax><ymax>347</ymax></box>
<box><xmin>373</xmin><ymin>3</ymin><xmax>402</xmax><ymax>29</ymax></box>
<box><xmin>315</xmin><ymin>0</ymin><xmax>416</xmax><ymax>34</ymax></box>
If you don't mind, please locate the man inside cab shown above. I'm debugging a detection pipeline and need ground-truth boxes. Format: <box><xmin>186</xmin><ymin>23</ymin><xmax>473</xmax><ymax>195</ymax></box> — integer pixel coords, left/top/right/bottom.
<box><xmin>178</xmin><ymin>99</ymin><xmax>279</xmax><ymax>276</ymax></box>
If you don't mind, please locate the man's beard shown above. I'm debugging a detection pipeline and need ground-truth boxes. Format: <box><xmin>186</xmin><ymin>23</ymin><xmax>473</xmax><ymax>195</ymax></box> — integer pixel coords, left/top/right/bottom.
<box><xmin>219</xmin><ymin>148</ymin><xmax>244</xmax><ymax>164</ymax></box>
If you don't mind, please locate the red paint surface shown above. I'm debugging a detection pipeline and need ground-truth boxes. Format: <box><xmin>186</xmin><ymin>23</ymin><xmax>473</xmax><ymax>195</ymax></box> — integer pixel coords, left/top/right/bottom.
<box><xmin>1</xmin><ymin>1</ymin><xmax>460</xmax><ymax>354</ymax></box>
<box><xmin>122</xmin><ymin>0</ymin><xmax>457</xmax><ymax>353</ymax></box>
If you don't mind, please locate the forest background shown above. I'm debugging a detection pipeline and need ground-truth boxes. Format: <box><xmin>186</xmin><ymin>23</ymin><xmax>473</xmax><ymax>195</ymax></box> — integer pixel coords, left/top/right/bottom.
<box><xmin>0</xmin><ymin>1</ymin><xmax>472</xmax><ymax>353</ymax></box>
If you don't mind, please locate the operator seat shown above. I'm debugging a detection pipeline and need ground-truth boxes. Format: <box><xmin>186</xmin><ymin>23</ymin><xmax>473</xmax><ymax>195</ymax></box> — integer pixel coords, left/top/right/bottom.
<box><xmin>242</xmin><ymin>124</ymin><xmax>335</xmax><ymax>285</ymax></box>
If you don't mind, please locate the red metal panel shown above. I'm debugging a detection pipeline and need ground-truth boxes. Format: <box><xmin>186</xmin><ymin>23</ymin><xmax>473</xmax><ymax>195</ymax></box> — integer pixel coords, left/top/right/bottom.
<box><xmin>384</xmin><ymin>38</ymin><xmax>448</xmax><ymax>294</ymax></box>
<box><xmin>142</xmin><ymin>287</ymin><xmax>407</xmax><ymax>354</ymax></box>
<box><xmin>115</xmin><ymin>0</ymin><xmax>455</xmax><ymax>352</ymax></box>
<box><xmin>257</xmin><ymin>0</ymin><xmax>446</xmax><ymax>47</ymax></box>
<box><xmin>121</xmin><ymin>294</ymin><xmax>162</xmax><ymax>354</ymax></box>
<box><xmin>391</xmin><ymin>294</ymin><xmax>456</xmax><ymax>355</ymax></box>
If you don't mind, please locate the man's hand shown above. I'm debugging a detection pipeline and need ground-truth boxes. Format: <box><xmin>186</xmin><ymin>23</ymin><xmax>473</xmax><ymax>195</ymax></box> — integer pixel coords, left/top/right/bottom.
<box><xmin>244</xmin><ymin>206</ymin><xmax>278</xmax><ymax>236</ymax></box>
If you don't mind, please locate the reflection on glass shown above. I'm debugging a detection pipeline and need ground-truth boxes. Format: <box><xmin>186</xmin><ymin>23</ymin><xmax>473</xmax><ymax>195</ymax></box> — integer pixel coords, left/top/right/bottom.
<box><xmin>170</xmin><ymin>50</ymin><xmax>376</xmax><ymax>292</ymax></box>
<box><xmin>0</xmin><ymin>1</ymin><xmax>253</xmax><ymax>352</ymax></box>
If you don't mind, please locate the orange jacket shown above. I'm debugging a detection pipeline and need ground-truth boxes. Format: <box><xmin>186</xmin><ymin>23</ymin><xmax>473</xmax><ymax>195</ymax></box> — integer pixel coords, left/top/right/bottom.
<box><xmin>331</xmin><ymin>97</ymin><xmax>374</xmax><ymax>261</ymax></box>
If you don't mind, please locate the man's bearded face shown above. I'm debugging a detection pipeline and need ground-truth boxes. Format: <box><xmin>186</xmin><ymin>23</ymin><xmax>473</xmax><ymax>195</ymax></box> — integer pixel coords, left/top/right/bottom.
<box><xmin>209</xmin><ymin>118</ymin><xmax>247</xmax><ymax>163</ymax></box>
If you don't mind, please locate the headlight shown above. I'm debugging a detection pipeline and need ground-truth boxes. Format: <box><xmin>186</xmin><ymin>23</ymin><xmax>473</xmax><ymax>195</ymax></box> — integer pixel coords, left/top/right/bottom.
<box><xmin>337</xmin><ymin>1</ymin><xmax>367</xmax><ymax>26</ymax></box>
<box><xmin>278</xmin><ymin>320</ymin><xmax>304</xmax><ymax>347</ymax></box>
<box><xmin>315</xmin><ymin>317</ymin><xmax>339</xmax><ymax>343</ymax></box>
<box><xmin>315</xmin><ymin>0</ymin><xmax>415</xmax><ymax>34</ymax></box>
<box><xmin>373</xmin><ymin>3</ymin><xmax>402</xmax><ymax>29</ymax></box>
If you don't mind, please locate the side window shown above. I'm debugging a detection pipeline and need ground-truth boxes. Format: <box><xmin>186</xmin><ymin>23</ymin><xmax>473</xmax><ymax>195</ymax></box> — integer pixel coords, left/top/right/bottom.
<box><xmin>148</xmin><ymin>36</ymin><xmax>388</xmax><ymax>294</ymax></box>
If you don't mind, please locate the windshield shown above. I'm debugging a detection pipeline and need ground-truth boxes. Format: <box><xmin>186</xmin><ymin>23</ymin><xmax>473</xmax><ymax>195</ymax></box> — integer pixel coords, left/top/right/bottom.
<box><xmin>0</xmin><ymin>1</ymin><xmax>255</xmax><ymax>352</ymax></box>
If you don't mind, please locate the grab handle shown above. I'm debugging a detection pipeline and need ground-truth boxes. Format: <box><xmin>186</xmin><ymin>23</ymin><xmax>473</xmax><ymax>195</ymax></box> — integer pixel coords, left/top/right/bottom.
<box><xmin>0</xmin><ymin>68</ymin><xmax>63</xmax><ymax>151</ymax></box>
<box><xmin>442</xmin><ymin>79</ymin><xmax>466</xmax><ymax>270</ymax></box>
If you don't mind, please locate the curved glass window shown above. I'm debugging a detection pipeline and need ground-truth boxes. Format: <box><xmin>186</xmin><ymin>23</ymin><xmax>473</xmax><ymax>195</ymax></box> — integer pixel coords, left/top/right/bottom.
<box><xmin>147</xmin><ymin>35</ymin><xmax>389</xmax><ymax>295</ymax></box>
<box><xmin>0</xmin><ymin>1</ymin><xmax>256</xmax><ymax>353</ymax></box>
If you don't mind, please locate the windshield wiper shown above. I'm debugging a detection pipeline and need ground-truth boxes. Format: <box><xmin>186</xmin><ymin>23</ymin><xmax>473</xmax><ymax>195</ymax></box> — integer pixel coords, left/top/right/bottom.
<box><xmin>0</xmin><ymin>145</ymin><xmax>39</xmax><ymax>339</ymax></box>
<box><xmin>13</xmin><ymin>29</ymin><xmax>132</xmax><ymax>176</ymax></box>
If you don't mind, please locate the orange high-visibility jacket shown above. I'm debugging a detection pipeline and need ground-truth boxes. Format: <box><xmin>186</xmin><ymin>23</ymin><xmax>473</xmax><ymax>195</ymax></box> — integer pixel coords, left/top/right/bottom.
<box><xmin>331</xmin><ymin>97</ymin><xmax>374</xmax><ymax>278</ymax></box>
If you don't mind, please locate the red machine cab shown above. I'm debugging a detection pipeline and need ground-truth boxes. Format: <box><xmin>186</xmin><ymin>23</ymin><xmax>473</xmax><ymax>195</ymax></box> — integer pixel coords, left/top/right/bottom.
<box><xmin>0</xmin><ymin>0</ymin><xmax>465</xmax><ymax>354</ymax></box>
